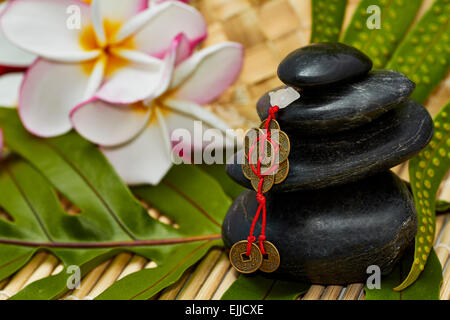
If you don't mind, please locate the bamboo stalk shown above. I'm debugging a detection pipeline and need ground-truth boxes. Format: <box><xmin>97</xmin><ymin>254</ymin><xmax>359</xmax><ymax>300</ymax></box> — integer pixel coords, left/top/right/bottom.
<box><xmin>391</xmin><ymin>163</ymin><xmax>405</xmax><ymax>176</ymax></box>
<box><xmin>158</xmin><ymin>215</ymin><xmax>172</xmax><ymax>226</ymax></box>
<box><xmin>159</xmin><ymin>268</ymin><xmax>193</xmax><ymax>300</ymax></box>
<box><xmin>398</xmin><ymin>163</ymin><xmax>410</xmax><ymax>181</ymax></box>
<box><xmin>177</xmin><ymin>248</ymin><xmax>222</xmax><ymax>300</ymax></box>
<box><xmin>65</xmin><ymin>259</ymin><xmax>111</xmax><ymax>300</ymax></box>
<box><xmin>439</xmin><ymin>180</ymin><xmax>450</xmax><ymax>201</ymax></box>
<box><xmin>0</xmin><ymin>278</ymin><xmax>10</xmax><ymax>290</ymax></box>
<box><xmin>439</xmin><ymin>260</ymin><xmax>450</xmax><ymax>300</ymax></box>
<box><xmin>145</xmin><ymin>261</ymin><xmax>158</xmax><ymax>269</ymax></box>
<box><xmin>341</xmin><ymin>283</ymin><xmax>364</xmax><ymax>300</ymax></box>
<box><xmin>84</xmin><ymin>252</ymin><xmax>133</xmax><ymax>299</ymax></box>
<box><xmin>52</xmin><ymin>264</ymin><xmax>64</xmax><ymax>276</ymax></box>
<box><xmin>24</xmin><ymin>254</ymin><xmax>59</xmax><ymax>287</ymax></box>
<box><xmin>320</xmin><ymin>285</ymin><xmax>344</xmax><ymax>300</ymax></box>
<box><xmin>195</xmin><ymin>252</ymin><xmax>230</xmax><ymax>300</ymax></box>
<box><xmin>147</xmin><ymin>207</ymin><xmax>160</xmax><ymax>220</ymax></box>
<box><xmin>117</xmin><ymin>255</ymin><xmax>148</xmax><ymax>280</ymax></box>
<box><xmin>359</xmin><ymin>290</ymin><xmax>366</xmax><ymax>300</ymax></box>
<box><xmin>0</xmin><ymin>251</ymin><xmax>47</xmax><ymax>300</ymax></box>
<box><xmin>435</xmin><ymin>220</ymin><xmax>450</xmax><ymax>267</ymax></box>
<box><xmin>212</xmin><ymin>268</ymin><xmax>240</xmax><ymax>300</ymax></box>
<box><xmin>302</xmin><ymin>285</ymin><xmax>325</xmax><ymax>300</ymax></box>
<box><xmin>435</xmin><ymin>215</ymin><xmax>446</xmax><ymax>243</ymax></box>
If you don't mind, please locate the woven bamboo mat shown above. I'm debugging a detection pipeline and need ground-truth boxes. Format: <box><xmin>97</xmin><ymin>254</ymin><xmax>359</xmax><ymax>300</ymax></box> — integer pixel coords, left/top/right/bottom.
<box><xmin>0</xmin><ymin>0</ymin><xmax>449</xmax><ymax>300</ymax></box>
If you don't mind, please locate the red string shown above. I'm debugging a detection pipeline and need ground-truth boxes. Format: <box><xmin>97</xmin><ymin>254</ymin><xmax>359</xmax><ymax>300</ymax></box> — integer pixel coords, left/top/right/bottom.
<box><xmin>246</xmin><ymin>105</ymin><xmax>280</xmax><ymax>256</ymax></box>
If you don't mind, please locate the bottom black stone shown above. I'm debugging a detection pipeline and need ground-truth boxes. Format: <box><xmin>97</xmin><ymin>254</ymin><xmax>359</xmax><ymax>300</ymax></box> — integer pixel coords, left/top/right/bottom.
<box><xmin>222</xmin><ymin>171</ymin><xmax>417</xmax><ymax>284</ymax></box>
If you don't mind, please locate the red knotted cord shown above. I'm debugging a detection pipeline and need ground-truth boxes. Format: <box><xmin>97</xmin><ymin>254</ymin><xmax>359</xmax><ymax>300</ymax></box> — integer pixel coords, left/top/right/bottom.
<box><xmin>246</xmin><ymin>105</ymin><xmax>280</xmax><ymax>256</ymax></box>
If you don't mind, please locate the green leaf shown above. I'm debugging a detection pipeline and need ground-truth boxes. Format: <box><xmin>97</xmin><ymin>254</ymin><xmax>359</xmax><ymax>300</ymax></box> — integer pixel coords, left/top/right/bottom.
<box><xmin>365</xmin><ymin>248</ymin><xmax>442</xmax><ymax>300</ymax></box>
<box><xmin>436</xmin><ymin>200</ymin><xmax>450</xmax><ymax>214</ymax></box>
<box><xmin>0</xmin><ymin>108</ymin><xmax>230</xmax><ymax>300</ymax></box>
<box><xmin>197</xmin><ymin>164</ymin><xmax>246</xmax><ymax>199</ymax></box>
<box><xmin>310</xmin><ymin>0</ymin><xmax>347</xmax><ymax>43</ymax></box>
<box><xmin>221</xmin><ymin>275</ymin><xmax>310</xmax><ymax>300</ymax></box>
<box><xmin>386</xmin><ymin>0</ymin><xmax>450</xmax><ymax>103</ymax></box>
<box><xmin>396</xmin><ymin>100</ymin><xmax>450</xmax><ymax>291</ymax></box>
<box><xmin>342</xmin><ymin>0</ymin><xmax>423</xmax><ymax>68</ymax></box>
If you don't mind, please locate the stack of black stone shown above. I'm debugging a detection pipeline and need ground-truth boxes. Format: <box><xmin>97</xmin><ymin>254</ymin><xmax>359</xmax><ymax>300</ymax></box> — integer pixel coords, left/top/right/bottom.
<box><xmin>223</xmin><ymin>43</ymin><xmax>434</xmax><ymax>284</ymax></box>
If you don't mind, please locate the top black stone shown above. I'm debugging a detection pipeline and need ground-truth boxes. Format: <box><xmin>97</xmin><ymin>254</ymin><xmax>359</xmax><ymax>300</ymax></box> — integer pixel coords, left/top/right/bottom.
<box><xmin>277</xmin><ymin>42</ymin><xmax>373</xmax><ymax>87</ymax></box>
<box><xmin>257</xmin><ymin>70</ymin><xmax>415</xmax><ymax>135</ymax></box>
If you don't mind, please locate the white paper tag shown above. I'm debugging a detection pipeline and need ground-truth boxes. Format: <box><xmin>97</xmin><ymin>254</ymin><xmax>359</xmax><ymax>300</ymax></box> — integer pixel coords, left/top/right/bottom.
<box><xmin>269</xmin><ymin>87</ymin><xmax>300</xmax><ymax>109</ymax></box>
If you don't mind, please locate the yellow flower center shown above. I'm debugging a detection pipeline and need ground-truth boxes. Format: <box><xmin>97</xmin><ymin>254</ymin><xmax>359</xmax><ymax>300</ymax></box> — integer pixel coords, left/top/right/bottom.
<box><xmin>79</xmin><ymin>20</ymin><xmax>136</xmax><ymax>77</ymax></box>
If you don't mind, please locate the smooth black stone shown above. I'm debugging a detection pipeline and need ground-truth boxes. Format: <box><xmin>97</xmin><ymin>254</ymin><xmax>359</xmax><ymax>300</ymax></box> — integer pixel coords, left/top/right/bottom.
<box><xmin>227</xmin><ymin>99</ymin><xmax>433</xmax><ymax>192</ymax></box>
<box><xmin>222</xmin><ymin>171</ymin><xmax>417</xmax><ymax>284</ymax></box>
<box><xmin>257</xmin><ymin>70</ymin><xmax>415</xmax><ymax>135</ymax></box>
<box><xmin>277</xmin><ymin>43</ymin><xmax>372</xmax><ymax>87</ymax></box>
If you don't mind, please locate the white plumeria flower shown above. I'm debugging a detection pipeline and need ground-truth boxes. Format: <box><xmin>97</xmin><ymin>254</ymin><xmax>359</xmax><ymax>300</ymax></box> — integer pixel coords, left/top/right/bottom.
<box><xmin>71</xmin><ymin>40</ymin><xmax>244</xmax><ymax>185</ymax></box>
<box><xmin>0</xmin><ymin>0</ymin><xmax>207</xmax><ymax>137</ymax></box>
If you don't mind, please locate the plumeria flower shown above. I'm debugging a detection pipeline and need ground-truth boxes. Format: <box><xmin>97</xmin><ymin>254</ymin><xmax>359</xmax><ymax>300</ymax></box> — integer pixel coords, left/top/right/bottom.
<box><xmin>71</xmin><ymin>40</ymin><xmax>244</xmax><ymax>185</ymax></box>
<box><xmin>0</xmin><ymin>0</ymin><xmax>207</xmax><ymax>137</ymax></box>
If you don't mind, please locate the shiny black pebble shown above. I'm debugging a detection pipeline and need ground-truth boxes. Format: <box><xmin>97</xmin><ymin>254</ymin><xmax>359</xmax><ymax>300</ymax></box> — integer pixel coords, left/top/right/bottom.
<box><xmin>277</xmin><ymin>42</ymin><xmax>372</xmax><ymax>88</ymax></box>
<box><xmin>257</xmin><ymin>70</ymin><xmax>415</xmax><ymax>135</ymax></box>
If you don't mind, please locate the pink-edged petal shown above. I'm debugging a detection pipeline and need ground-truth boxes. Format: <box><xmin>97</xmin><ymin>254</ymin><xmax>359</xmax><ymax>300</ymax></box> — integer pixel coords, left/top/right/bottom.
<box><xmin>1</xmin><ymin>0</ymin><xmax>100</xmax><ymax>62</ymax></box>
<box><xmin>0</xmin><ymin>2</ymin><xmax>35</xmax><ymax>67</ymax></box>
<box><xmin>71</xmin><ymin>99</ymin><xmax>151</xmax><ymax>147</ymax></box>
<box><xmin>115</xmin><ymin>1</ymin><xmax>206</xmax><ymax>56</ymax></box>
<box><xmin>19</xmin><ymin>59</ymin><xmax>101</xmax><ymax>137</ymax></box>
<box><xmin>0</xmin><ymin>72</ymin><xmax>23</xmax><ymax>108</ymax></box>
<box><xmin>172</xmin><ymin>32</ymin><xmax>192</xmax><ymax>66</ymax></box>
<box><xmin>95</xmin><ymin>52</ymin><xmax>165</xmax><ymax>104</ymax></box>
<box><xmin>101</xmin><ymin>121</ymin><xmax>173</xmax><ymax>185</ymax></box>
<box><xmin>142</xmin><ymin>33</ymin><xmax>190</xmax><ymax>104</ymax></box>
<box><xmin>97</xmin><ymin>32</ymin><xmax>190</xmax><ymax>105</ymax></box>
<box><xmin>171</xmin><ymin>42</ymin><xmax>244</xmax><ymax>105</ymax></box>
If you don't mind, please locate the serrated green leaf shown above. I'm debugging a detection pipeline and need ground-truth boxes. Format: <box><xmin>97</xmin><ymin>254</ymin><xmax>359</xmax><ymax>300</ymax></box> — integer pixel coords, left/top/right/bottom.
<box><xmin>396</xmin><ymin>100</ymin><xmax>450</xmax><ymax>291</ymax></box>
<box><xmin>0</xmin><ymin>108</ymin><xmax>230</xmax><ymax>300</ymax></box>
<box><xmin>310</xmin><ymin>0</ymin><xmax>347</xmax><ymax>43</ymax></box>
<box><xmin>342</xmin><ymin>0</ymin><xmax>423</xmax><ymax>68</ymax></box>
<box><xmin>365</xmin><ymin>248</ymin><xmax>442</xmax><ymax>300</ymax></box>
<box><xmin>221</xmin><ymin>275</ymin><xmax>310</xmax><ymax>300</ymax></box>
<box><xmin>386</xmin><ymin>0</ymin><xmax>450</xmax><ymax>103</ymax></box>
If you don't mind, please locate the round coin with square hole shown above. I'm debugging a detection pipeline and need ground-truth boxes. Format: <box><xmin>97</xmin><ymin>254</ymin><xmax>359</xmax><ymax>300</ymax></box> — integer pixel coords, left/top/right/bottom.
<box><xmin>230</xmin><ymin>241</ymin><xmax>263</xmax><ymax>274</ymax></box>
<box><xmin>259</xmin><ymin>241</ymin><xmax>280</xmax><ymax>273</ymax></box>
